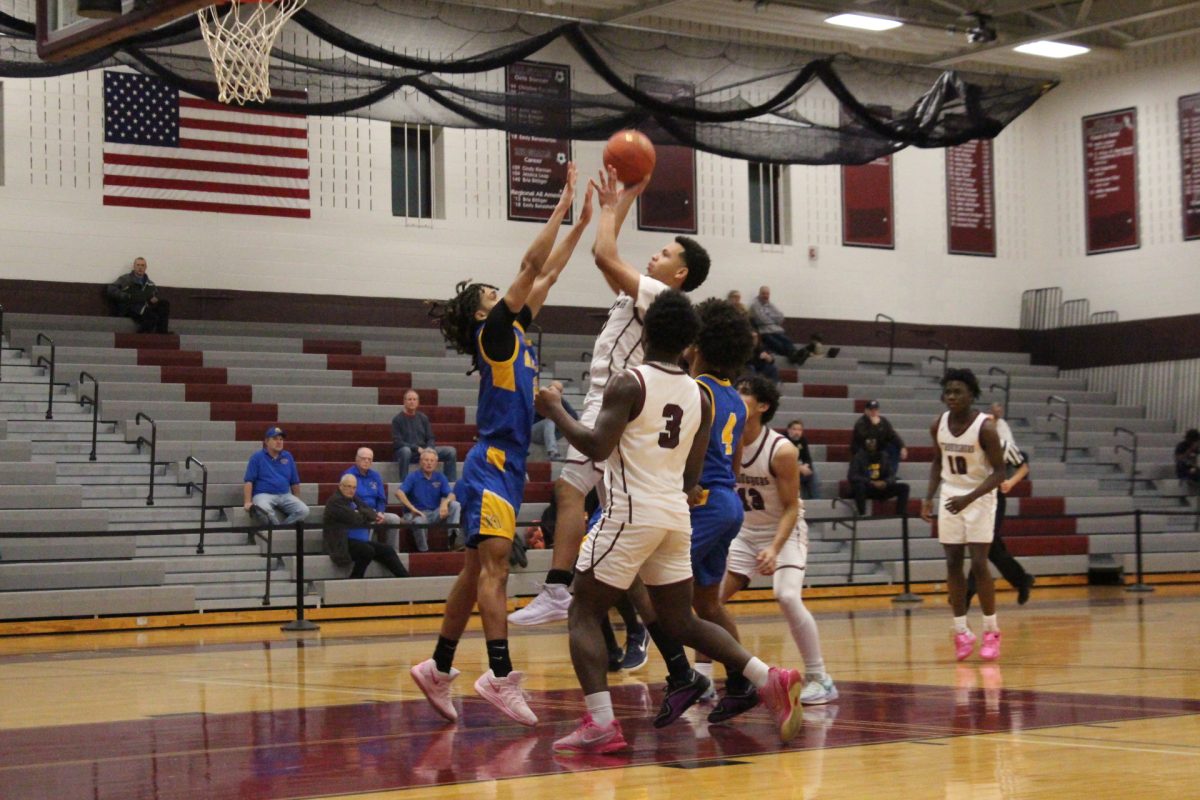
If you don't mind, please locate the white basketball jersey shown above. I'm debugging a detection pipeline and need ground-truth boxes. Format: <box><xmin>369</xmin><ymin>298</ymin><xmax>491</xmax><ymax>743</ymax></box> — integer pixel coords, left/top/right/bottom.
<box><xmin>584</xmin><ymin>275</ymin><xmax>671</xmax><ymax>408</ymax></box>
<box><xmin>937</xmin><ymin>411</ymin><xmax>995</xmax><ymax>497</ymax></box>
<box><xmin>736</xmin><ymin>428</ymin><xmax>808</xmax><ymax>545</ymax></box>
<box><xmin>604</xmin><ymin>362</ymin><xmax>702</xmax><ymax>531</ymax></box>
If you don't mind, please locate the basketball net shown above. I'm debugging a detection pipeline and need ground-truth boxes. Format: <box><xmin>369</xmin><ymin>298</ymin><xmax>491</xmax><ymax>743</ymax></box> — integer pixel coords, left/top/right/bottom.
<box><xmin>198</xmin><ymin>0</ymin><xmax>306</xmax><ymax>105</ymax></box>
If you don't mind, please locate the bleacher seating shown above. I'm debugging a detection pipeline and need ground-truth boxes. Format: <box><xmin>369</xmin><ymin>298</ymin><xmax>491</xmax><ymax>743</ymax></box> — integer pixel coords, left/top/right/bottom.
<box><xmin>1</xmin><ymin>310</ymin><xmax>1197</xmax><ymax>623</ymax></box>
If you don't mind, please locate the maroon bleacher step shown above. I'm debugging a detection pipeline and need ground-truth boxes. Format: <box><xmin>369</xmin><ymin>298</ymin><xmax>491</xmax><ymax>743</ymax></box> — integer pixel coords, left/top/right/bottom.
<box><xmin>138</xmin><ymin>349</ymin><xmax>204</xmax><ymax>367</ymax></box>
<box><xmin>304</xmin><ymin>339</ymin><xmax>361</xmax><ymax>355</ymax></box>
<box><xmin>1006</xmin><ymin>535</ymin><xmax>1088</xmax><ymax>556</ymax></box>
<box><xmin>804</xmin><ymin>384</ymin><xmax>848</xmax><ymax>398</ymax></box>
<box><xmin>351</xmin><ymin>370</ymin><xmax>413</xmax><ymax>388</ymax></box>
<box><xmin>327</xmin><ymin>354</ymin><xmax>386</xmax><ymax>371</ymax></box>
<box><xmin>185</xmin><ymin>384</ymin><xmax>253</xmax><ymax>403</ymax></box>
<box><xmin>161</xmin><ymin>366</ymin><xmax>228</xmax><ymax>385</ymax></box>
<box><xmin>115</xmin><ymin>333</ymin><xmax>180</xmax><ymax>350</ymax></box>
<box><xmin>211</xmin><ymin>402</ymin><xmax>278</xmax><ymax>422</ymax></box>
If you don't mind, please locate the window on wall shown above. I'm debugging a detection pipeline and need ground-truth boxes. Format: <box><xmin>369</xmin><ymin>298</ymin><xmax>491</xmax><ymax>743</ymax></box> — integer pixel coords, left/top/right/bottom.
<box><xmin>749</xmin><ymin>162</ymin><xmax>787</xmax><ymax>245</ymax></box>
<box><xmin>391</xmin><ymin>124</ymin><xmax>439</xmax><ymax>219</ymax></box>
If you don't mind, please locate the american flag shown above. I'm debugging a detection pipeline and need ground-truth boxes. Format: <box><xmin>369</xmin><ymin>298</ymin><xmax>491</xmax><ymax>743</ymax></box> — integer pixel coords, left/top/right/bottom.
<box><xmin>103</xmin><ymin>71</ymin><xmax>310</xmax><ymax>218</ymax></box>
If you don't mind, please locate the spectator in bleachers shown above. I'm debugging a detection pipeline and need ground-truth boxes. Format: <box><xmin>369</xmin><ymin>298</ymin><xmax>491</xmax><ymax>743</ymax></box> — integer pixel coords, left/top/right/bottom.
<box><xmin>851</xmin><ymin>400</ymin><xmax>907</xmax><ymax>471</ymax></box>
<box><xmin>847</xmin><ymin>437</ymin><xmax>910</xmax><ymax>516</ymax></box>
<box><xmin>342</xmin><ymin>447</ymin><xmax>403</xmax><ymax>549</ymax></box>
<box><xmin>726</xmin><ymin>290</ymin><xmax>748</xmax><ymax>315</ymax></box>
<box><xmin>324</xmin><ymin>474</ymin><xmax>408</xmax><ymax>579</ymax></box>
<box><xmin>745</xmin><ymin>330</ymin><xmax>780</xmax><ymax>384</ymax></box>
<box><xmin>785</xmin><ymin>419</ymin><xmax>819</xmax><ymax>500</ymax></box>
<box><xmin>395</xmin><ymin>450</ymin><xmax>461</xmax><ymax>552</ymax></box>
<box><xmin>1175</xmin><ymin>429</ymin><xmax>1200</xmax><ymax>485</ymax></box>
<box><xmin>106</xmin><ymin>256</ymin><xmax>171</xmax><ymax>334</ymax></box>
<box><xmin>242</xmin><ymin>426</ymin><xmax>310</xmax><ymax>526</ymax></box>
<box><xmin>749</xmin><ymin>285</ymin><xmax>805</xmax><ymax>364</ymax></box>
<box><xmin>391</xmin><ymin>389</ymin><xmax>458</xmax><ymax>480</ymax></box>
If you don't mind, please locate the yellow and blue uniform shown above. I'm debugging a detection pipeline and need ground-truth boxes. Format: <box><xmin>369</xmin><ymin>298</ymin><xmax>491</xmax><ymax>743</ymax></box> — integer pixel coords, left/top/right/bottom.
<box><xmin>690</xmin><ymin>374</ymin><xmax>747</xmax><ymax>586</ymax></box>
<box><xmin>456</xmin><ymin>303</ymin><xmax>538</xmax><ymax>547</ymax></box>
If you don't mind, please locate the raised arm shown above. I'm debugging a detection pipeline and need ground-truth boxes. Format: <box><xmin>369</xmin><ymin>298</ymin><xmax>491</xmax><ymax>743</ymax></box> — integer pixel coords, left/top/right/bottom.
<box><xmin>527</xmin><ymin>174</ymin><xmax>593</xmax><ymax>316</ymax></box>
<box><xmin>502</xmin><ymin>162</ymin><xmax>579</xmax><ymax>314</ymax></box>
<box><xmin>536</xmin><ymin>371</ymin><xmax>640</xmax><ymax>462</ymax></box>
<box><xmin>591</xmin><ymin>167</ymin><xmax>650</xmax><ymax>298</ymax></box>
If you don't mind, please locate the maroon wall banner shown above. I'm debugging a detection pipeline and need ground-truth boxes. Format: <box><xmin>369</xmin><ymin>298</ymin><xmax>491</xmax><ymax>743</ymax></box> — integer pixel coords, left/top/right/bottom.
<box><xmin>945</xmin><ymin>139</ymin><xmax>996</xmax><ymax>257</ymax></box>
<box><xmin>841</xmin><ymin>154</ymin><xmax>894</xmax><ymax>248</ymax></box>
<box><xmin>635</xmin><ymin>76</ymin><xmax>697</xmax><ymax>234</ymax></box>
<box><xmin>1083</xmin><ymin>108</ymin><xmax>1139</xmax><ymax>254</ymax></box>
<box><xmin>506</xmin><ymin>61</ymin><xmax>572</xmax><ymax>223</ymax></box>
<box><xmin>1181</xmin><ymin>92</ymin><xmax>1200</xmax><ymax>241</ymax></box>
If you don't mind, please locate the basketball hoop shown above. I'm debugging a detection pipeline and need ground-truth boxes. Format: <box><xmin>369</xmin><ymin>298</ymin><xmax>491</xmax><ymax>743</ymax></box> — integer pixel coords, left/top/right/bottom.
<box><xmin>197</xmin><ymin>0</ymin><xmax>305</xmax><ymax>105</ymax></box>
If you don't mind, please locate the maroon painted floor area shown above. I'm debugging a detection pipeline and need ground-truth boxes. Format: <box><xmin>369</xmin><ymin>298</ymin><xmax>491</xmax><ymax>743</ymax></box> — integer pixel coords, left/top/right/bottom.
<box><xmin>2</xmin><ymin>680</ymin><xmax>1198</xmax><ymax>800</ymax></box>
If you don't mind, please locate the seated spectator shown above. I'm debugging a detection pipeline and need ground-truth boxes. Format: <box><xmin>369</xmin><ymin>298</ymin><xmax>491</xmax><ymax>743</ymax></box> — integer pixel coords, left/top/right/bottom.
<box><xmin>342</xmin><ymin>447</ymin><xmax>403</xmax><ymax>549</ymax></box>
<box><xmin>749</xmin><ymin>285</ymin><xmax>805</xmax><ymax>364</ymax></box>
<box><xmin>242</xmin><ymin>426</ymin><xmax>309</xmax><ymax>526</ymax></box>
<box><xmin>852</xmin><ymin>399</ymin><xmax>908</xmax><ymax>471</ymax></box>
<box><xmin>106</xmin><ymin>256</ymin><xmax>171</xmax><ymax>334</ymax></box>
<box><xmin>726</xmin><ymin>290</ymin><xmax>748</xmax><ymax>315</ymax></box>
<box><xmin>395</xmin><ymin>450</ymin><xmax>461</xmax><ymax>552</ymax></box>
<box><xmin>745</xmin><ymin>330</ymin><xmax>780</xmax><ymax>384</ymax></box>
<box><xmin>847</xmin><ymin>437</ymin><xmax>910</xmax><ymax>516</ymax></box>
<box><xmin>531</xmin><ymin>381</ymin><xmax>579</xmax><ymax>460</ymax></box>
<box><xmin>390</xmin><ymin>389</ymin><xmax>457</xmax><ymax>480</ymax></box>
<box><xmin>1176</xmin><ymin>428</ymin><xmax>1200</xmax><ymax>485</ymax></box>
<box><xmin>805</xmin><ymin>333</ymin><xmax>828</xmax><ymax>358</ymax></box>
<box><xmin>785</xmin><ymin>418</ymin><xmax>820</xmax><ymax>500</ymax></box>
<box><xmin>323</xmin><ymin>474</ymin><xmax>408</xmax><ymax>579</ymax></box>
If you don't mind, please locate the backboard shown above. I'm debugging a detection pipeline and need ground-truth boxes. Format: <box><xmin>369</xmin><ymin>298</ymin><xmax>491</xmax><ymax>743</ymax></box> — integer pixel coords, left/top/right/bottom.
<box><xmin>36</xmin><ymin>0</ymin><xmax>213</xmax><ymax>61</ymax></box>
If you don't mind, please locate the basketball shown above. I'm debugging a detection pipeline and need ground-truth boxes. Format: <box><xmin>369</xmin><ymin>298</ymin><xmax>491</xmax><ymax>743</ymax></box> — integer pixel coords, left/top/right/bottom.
<box><xmin>603</xmin><ymin>130</ymin><xmax>656</xmax><ymax>184</ymax></box>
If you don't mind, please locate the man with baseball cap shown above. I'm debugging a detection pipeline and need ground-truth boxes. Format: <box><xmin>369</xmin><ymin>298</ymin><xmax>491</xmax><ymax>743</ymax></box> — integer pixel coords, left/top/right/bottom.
<box><xmin>243</xmin><ymin>426</ymin><xmax>310</xmax><ymax>526</ymax></box>
<box><xmin>851</xmin><ymin>399</ymin><xmax>908</xmax><ymax>472</ymax></box>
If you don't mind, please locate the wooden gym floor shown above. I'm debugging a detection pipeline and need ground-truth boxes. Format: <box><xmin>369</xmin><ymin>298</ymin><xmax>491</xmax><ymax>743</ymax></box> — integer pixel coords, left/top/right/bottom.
<box><xmin>0</xmin><ymin>583</ymin><xmax>1198</xmax><ymax>799</ymax></box>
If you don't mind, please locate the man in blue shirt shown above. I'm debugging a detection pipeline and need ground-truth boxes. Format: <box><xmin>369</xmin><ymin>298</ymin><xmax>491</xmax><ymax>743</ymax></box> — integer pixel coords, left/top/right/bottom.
<box><xmin>395</xmin><ymin>450</ymin><xmax>461</xmax><ymax>552</ymax></box>
<box><xmin>342</xmin><ymin>447</ymin><xmax>403</xmax><ymax>548</ymax></box>
<box><xmin>242</xmin><ymin>426</ymin><xmax>310</xmax><ymax>526</ymax></box>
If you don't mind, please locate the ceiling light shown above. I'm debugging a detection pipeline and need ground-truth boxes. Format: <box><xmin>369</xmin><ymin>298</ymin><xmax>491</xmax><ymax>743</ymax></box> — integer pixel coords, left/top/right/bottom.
<box><xmin>825</xmin><ymin>13</ymin><xmax>903</xmax><ymax>32</ymax></box>
<box><xmin>1013</xmin><ymin>40</ymin><xmax>1090</xmax><ymax>59</ymax></box>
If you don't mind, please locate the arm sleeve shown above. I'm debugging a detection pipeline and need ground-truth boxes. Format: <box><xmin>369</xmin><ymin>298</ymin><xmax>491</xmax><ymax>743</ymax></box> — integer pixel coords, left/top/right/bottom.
<box><xmin>242</xmin><ymin>455</ymin><xmax>258</xmax><ymax>484</ymax></box>
<box><xmin>480</xmin><ymin>302</ymin><xmax>529</xmax><ymax>363</ymax></box>
<box><xmin>633</xmin><ymin>275</ymin><xmax>670</xmax><ymax>314</ymax></box>
<box><xmin>420</xmin><ymin>414</ymin><xmax>435</xmax><ymax>447</ymax></box>
<box><xmin>438</xmin><ymin>476</ymin><xmax>451</xmax><ymax>499</ymax></box>
<box><xmin>400</xmin><ymin>473</ymin><xmax>418</xmax><ymax>496</ymax></box>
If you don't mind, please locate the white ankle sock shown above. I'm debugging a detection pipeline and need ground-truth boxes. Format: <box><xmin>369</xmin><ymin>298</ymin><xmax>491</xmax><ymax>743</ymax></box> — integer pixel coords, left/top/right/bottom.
<box><xmin>982</xmin><ymin>614</ymin><xmax>999</xmax><ymax>633</ymax></box>
<box><xmin>953</xmin><ymin>615</ymin><xmax>970</xmax><ymax>634</ymax></box>
<box><xmin>694</xmin><ymin>661</ymin><xmax>714</xmax><ymax>681</ymax></box>
<box><xmin>585</xmin><ymin>691</ymin><xmax>614</xmax><ymax>726</ymax></box>
<box><xmin>744</xmin><ymin>657</ymin><xmax>771</xmax><ymax>689</ymax></box>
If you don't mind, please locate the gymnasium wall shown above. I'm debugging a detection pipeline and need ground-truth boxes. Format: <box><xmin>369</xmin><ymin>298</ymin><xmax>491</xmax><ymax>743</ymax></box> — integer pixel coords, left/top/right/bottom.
<box><xmin>0</xmin><ymin>36</ymin><xmax>1196</xmax><ymax>330</ymax></box>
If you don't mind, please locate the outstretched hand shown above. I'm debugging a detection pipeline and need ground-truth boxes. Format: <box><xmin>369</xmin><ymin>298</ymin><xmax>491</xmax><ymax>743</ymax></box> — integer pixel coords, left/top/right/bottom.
<box><xmin>555</xmin><ymin>162</ymin><xmax>578</xmax><ymax>212</ymax></box>
<box><xmin>591</xmin><ymin>166</ymin><xmax>649</xmax><ymax>212</ymax></box>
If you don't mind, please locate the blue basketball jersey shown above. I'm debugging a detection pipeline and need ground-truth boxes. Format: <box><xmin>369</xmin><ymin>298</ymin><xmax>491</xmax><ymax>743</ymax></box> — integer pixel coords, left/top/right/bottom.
<box><xmin>472</xmin><ymin>316</ymin><xmax>537</xmax><ymax>453</ymax></box>
<box><xmin>696</xmin><ymin>374</ymin><xmax>746</xmax><ymax>491</ymax></box>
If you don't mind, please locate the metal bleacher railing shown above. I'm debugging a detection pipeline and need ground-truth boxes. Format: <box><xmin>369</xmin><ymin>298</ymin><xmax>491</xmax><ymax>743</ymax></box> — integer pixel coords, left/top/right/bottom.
<box><xmin>34</xmin><ymin>333</ymin><xmax>57</xmax><ymax>420</ymax></box>
<box><xmin>183</xmin><ymin>455</ymin><xmax>210</xmax><ymax>554</ymax></box>
<box><xmin>3</xmin><ymin>508</ymin><xmax>1196</xmax><ymax>625</ymax></box>
<box><xmin>873</xmin><ymin>313</ymin><xmax>896</xmax><ymax>375</ymax></box>
<box><xmin>1046</xmin><ymin>394</ymin><xmax>1071</xmax><ymax>462</ymax></box>
<box><xmin>133</xmin><ymin>411</ymin><xmax>168</xmax><ymax>506</ymax></box>
<box><xmin>988</xmin><ymin>366</ymin><xmax>1011</xmax><ymax>414</ymax></box>
<box><xmin>1113</xmin><ymin>427</ymin><xmax>1139</xmax><ymax>497</ymax></box>
<box><xmin>77</xmin><ymin>371</ymin><xmax>100</xmax><ymax>462</ymax></box>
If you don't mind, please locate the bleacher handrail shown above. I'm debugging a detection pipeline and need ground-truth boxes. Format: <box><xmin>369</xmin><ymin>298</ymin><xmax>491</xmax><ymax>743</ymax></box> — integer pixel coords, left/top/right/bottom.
<box><xmin>927</xmin><ymin>339</ymin><xmax>949</xmax><ymax>377</ymax></box>
<box><xmin>1113</xmin><ymin>427</ymin><xmax>1139</xmax><ymax>497</ymax></box>
<box><xmin>987</xmin><ymin>366</ymin><xmax>1011</xmax><ymax>414</ymax></box>
<box><xmin>1046</xmin><ymin>395</ymin><xmax>1071</xmax><ymax>463</ymax></box>
<box><xmin>829</xmin><ymin>498</ymin><xmax>861</xmax><ymax>580</ymax></box>
<box><xmin>78</xmin><ymin>371</ymin><xmax>100</xmax><ymax>462</ymax></box>
<box><xmin>873</xmin><ymin>314</ymin><xmax>896</xmax><ymax>376</ymax></box>
<box><xmin>134</xmin><ymin>411</ymin><xmax>159</xmax><ymax>506</ymax></box>
<box><xmin>35</xmin><ymin>333</ymin><xmax>56</xmax><ymax>420</ymax></box>
<box><xmin>184</xmin><ymin>455</ymin><xmax>209</xmax><ymax>554</ymax></box>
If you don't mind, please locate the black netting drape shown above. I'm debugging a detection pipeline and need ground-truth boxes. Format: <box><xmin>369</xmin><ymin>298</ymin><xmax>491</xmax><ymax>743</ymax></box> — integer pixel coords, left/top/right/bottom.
<box><xmin>0</xmin><ymin>0</ymin><xmax>1055</xmax><ymax>164</ymax></box>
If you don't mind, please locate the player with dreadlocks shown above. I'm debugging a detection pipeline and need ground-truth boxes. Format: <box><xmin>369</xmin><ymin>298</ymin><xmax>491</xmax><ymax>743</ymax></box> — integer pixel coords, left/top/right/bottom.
<box><xmin>411</xmin><ymin>164</ymin><xmax>593</xmax><ymax>727</ymax></box>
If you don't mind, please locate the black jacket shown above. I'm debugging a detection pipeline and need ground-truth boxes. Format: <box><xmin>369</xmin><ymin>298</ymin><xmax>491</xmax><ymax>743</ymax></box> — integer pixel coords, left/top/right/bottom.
<box><xmin>322</xmin><ymin>494</ymin><xmax>379</xmax><ymax>566</ymax></box>
<box><xmin>106</xmin><ymin>272</ymin><xmax>161</xmax><ymax>316</ymax></box>
<box><xmin>851</xmin><ymin>415</ymin><xmax>905</xmax><ymax>455</ymax></box>
<box><xmin>848</xmin><ymin>449</ymin><xmax>897</xmax><ymax>489</ymax></box>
